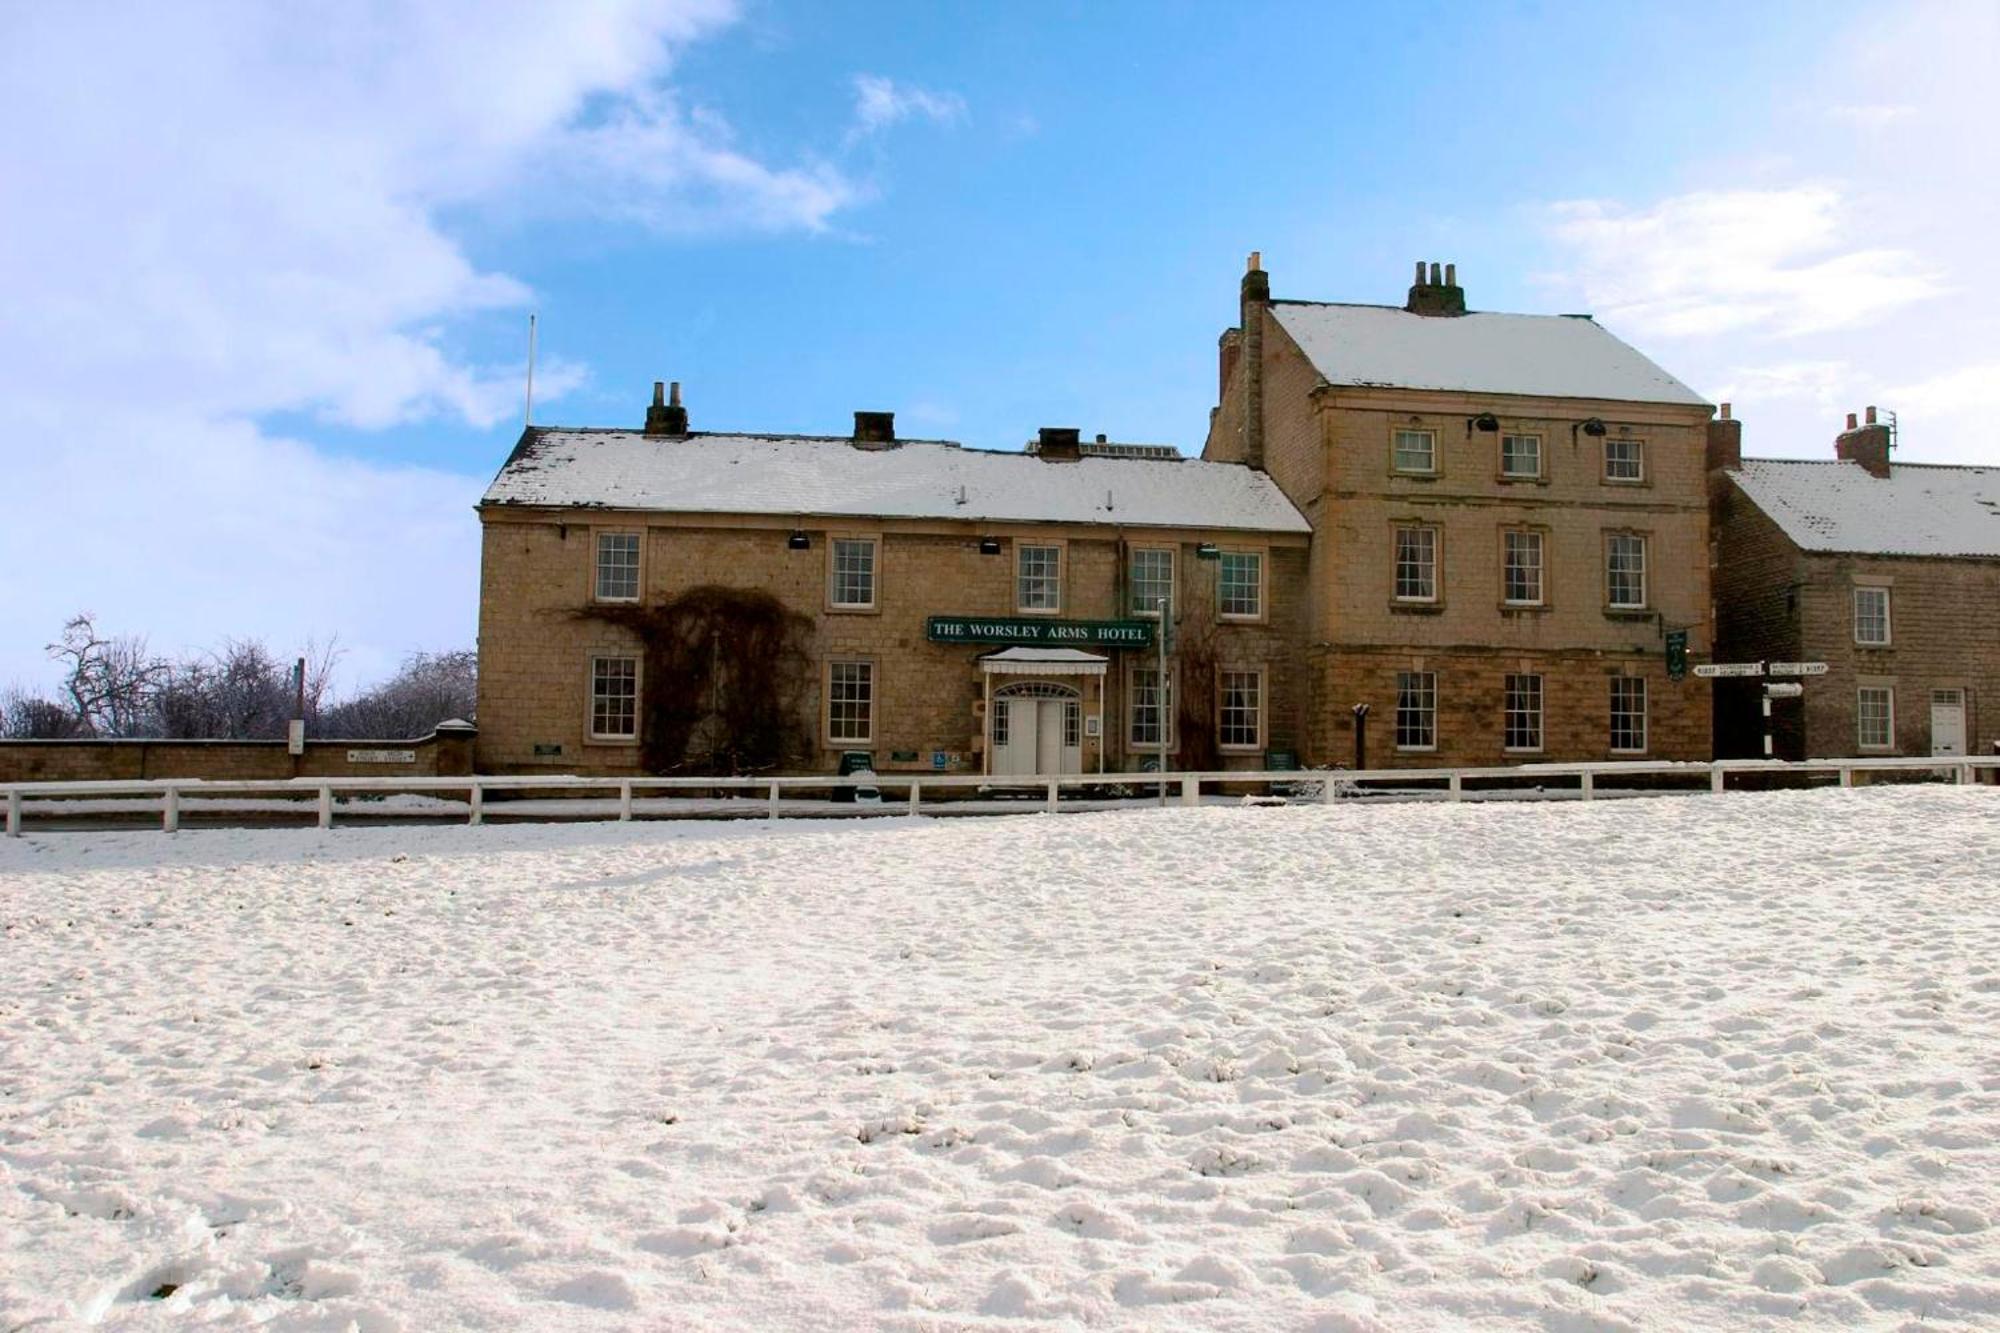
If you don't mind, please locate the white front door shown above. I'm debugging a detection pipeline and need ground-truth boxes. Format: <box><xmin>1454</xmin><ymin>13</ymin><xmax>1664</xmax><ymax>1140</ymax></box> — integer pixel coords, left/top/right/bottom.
<box><xmin>990</xmin><ymin>687</ymin><xmax>1084</xmax><ymax>777</ymax></box>
<box><xmin>1932</xmin><ymin>690</ymin><xmax>1966</xmax><ymax>757</ymax></box>
<box><xmin>995</xmin><ymin>698</ymin><xmax>1039</xmax><ymax>776</ymax></box>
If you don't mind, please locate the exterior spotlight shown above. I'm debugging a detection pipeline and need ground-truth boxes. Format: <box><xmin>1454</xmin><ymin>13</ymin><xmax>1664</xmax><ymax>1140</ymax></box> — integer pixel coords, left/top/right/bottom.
<box><xmin>1467</xmin><ymin>412</ymin><xmax>1500</xmax><ymax>435</ymax></box>
<box><xmin>1574</xmin><ymin>417</ymin><xmax>1609</xmax><ymax>439</ymax></box>
<box><xmin>1195</xmin><ymin>542</ymin><xmax>1221</xmax><ymax>560</ymax></box>
<box><xmin>787</xmin><ymin>530</ymin><xmax>810</xmax><ymax>550</ymax></box>
<box><xmin>979</xmin><ymin>536</ymin><xmax>1001</xmax><ymax>555</ymax></box>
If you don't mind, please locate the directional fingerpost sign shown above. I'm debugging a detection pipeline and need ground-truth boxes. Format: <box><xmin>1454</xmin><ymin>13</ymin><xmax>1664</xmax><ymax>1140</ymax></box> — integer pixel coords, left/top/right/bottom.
<box><xmin>1693</xmin><ymin>662</ymin><xmax>1765</xmax><ymax>678</ymax></box>
<box><xmin>1767</xmin><ymin>662</ymin><xmax>1829</xmax><ymax>677</ymax></box>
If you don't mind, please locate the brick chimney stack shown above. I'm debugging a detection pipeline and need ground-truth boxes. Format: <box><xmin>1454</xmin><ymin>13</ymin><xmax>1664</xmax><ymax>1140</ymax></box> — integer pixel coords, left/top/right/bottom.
<box><xmin>1706</xmin><ymin>401</ymin><xmax>1742</xmax><ymax>471</ymax></box>
<box><xmin>1835</xmin><ymin>405</ymin><xmax>1892</xmax><ymax>478</ymax></box>
<box><xmin>852</xmin><ymin>410</ymin><xmax>896</xmax><ymax>446</ymax></box>
<box><xmin>1241</xmin><ymin>251</ymin><xmax>1269</xmax><ymax>470</ymax></box>
<box><xmin>644</xmin><ymin>380</ymin><xmax>689</xmax><ymax>436</ymax></box>
<box><xmin>1406</xmin><ymin>259</ymin><xmax>1467</xmax><ymax>316</ymax></box>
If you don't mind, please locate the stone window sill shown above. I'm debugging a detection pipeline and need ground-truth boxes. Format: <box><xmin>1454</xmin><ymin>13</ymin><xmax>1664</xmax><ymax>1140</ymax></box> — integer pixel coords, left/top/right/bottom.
<box><xmin>1389</xmin><ymin>602</ymin><xmax>1445</xmax><ymax>615</ymax></box>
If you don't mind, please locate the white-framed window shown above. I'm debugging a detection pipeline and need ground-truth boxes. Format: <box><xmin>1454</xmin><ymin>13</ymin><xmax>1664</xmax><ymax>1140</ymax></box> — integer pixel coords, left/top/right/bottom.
<box><xmin>1064</xmin><ymin>699</ymin><xmax>1082</xmax><ymax>749</ymax></box>
<box><xmin>1857</xmin><ymin>686</ymin><xmax>1894</xmax><ymax>749</ymax></box>
<box><xmin>1605</xmin><ymin>437</ymin><xmax>1645</xmax><ymax>482</ymax></box>
<box><xmin>827</xmin><ymin>660</ymin><xmax>874</xmax><ymax>744</ymax></box>
<box><xmin>1606</xmin><ymin>533</ymin><xmax>1647</xmax><ymax>609</ymax></box>
<box><xmin>829</xmin><ymin>537</ymin><xmax>877</xmax><ymax>609</ymax></box>
<box><xmin>1129</xmin><ymin>665</ymin><xmax>1174</xmax><ymax>749</ymax></box>
<box><xmin>1017</xmin><ymin>544</ymin><xmax>1061</xmax><ymax>613</ymax></box>
<box><xmin>594</xmin><ymin>532</ymin><xmax>640</xmax><ymax>602</ymax></box>
<box><xmin>1130</xmin><ymin>547</ymin><xmax>1174</xmax><ymax>617</ymax></box>
<box><xmin>1853</xmin><ymin>586</ymin><xmax>1891</xmax><ymax>646</ymax></box>
<box><xmin>589</xmin><ymin>655</ymin><xmax>639</xmax><ymax>739</ymax></box>
<box><xmin>1394</xmin><ymin>526</ymin><xmax>1438</xmax><ymax>602</ymax></box>
<box><xmin>1219</xmin><ymin>551</ymin><xmax>1263</xmax><ymax>619</ymax></box>
<box><xmin>1395</xmin><ymin>670</ymin><xmax>1436</xmax><ymax>751</ymax></box>
<box><xmin>1218</xmin><ymin>669</ymin><xmax>1263</xmax><ymax>750</ymax></box>
<box><xmin>1501</xmin><ymin>433</ymin><xmax>1542</xmax><ymax>479</ymax></box>
<box><xmin>1504</xmin><ymin>673</ymin><xmax>1543</xmax><ymax>752</ymax></box>
<box><xmin>1393</xmin><ymin>428</ymin><xmax>1437</xmax><ymax>474</ymax></box>
<box><xmin>1503</xmin><ymin>530</ymin><xmax>1544</xmax><ymax>605</ymax></box>
<box><xmin>1610</xmin><ymin>676</ymin><xmax>1647</xmax><ymax>753</ymax></box>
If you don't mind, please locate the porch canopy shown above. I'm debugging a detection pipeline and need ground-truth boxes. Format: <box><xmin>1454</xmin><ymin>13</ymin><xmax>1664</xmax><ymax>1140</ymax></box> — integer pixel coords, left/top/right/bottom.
<box><xmin>977</xmin><ymin>647</ymin><xmax>1109</xmax><ymax>676</ymax></box>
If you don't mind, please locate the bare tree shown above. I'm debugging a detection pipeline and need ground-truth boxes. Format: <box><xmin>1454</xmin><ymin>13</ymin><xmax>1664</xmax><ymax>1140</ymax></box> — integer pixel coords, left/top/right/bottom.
<box><xmin>317</xmin><ymin>650</ymin><xmax>476</xmax><ymax>739</ymax></box>
<box><xmin>47</xmin><ymin>613</ymin><xmax>168</xmax><ymax>737</ymax></box>
<box><xmin>1</xmin><ymin>686</ymin><xmax>78</xmax><ymax>738</ymax></box>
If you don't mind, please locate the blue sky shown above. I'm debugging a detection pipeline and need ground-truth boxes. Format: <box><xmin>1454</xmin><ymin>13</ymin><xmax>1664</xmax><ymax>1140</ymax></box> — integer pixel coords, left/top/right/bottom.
<box><xmin>3</xmin><ymin>1</ymin><xmax>1993</xmax><ymax>692</ymax></box>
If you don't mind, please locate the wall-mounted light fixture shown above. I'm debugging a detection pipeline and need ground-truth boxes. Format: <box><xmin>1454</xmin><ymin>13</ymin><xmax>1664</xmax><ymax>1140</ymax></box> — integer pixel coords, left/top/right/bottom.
<box><xmin>787</xmin><ymin>530</ymin><xmax>810</xmax><ymax>550</ymax></box>
<box><xmin>978</xmin><ymin>536</ymin><xmax>1002</xmax><ymax>555</ymax></box>
<box><xmin>1466</xmin><ymin>412</ymin><xmax>1500</xmax><ymax>436</ymax></box>
<box><xmin>1194</xmin><ymin>542</ymin><xmax>1221</xmax><ymax>560</ymax></box>
<box><xmin>1572</xmin><ymin>417</ymin><xmax>1609</xmax><ymax>440</ymax></box>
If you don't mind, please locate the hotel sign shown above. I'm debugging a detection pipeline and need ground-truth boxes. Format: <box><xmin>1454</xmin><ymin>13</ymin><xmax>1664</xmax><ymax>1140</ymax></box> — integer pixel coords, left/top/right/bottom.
<box><xmin>926</xmin><ymin>616</ymin><xmax>1154</xmax><ymax>647</ymax></box>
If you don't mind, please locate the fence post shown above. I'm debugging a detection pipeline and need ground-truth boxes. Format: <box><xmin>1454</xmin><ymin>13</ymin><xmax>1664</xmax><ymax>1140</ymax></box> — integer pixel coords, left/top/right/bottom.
<box><xmin>1710</xmin><ymin>766</ymin><xmax>1725</xmax><ymax>794</ymax></box>
<box><xmin>468</xmin><ymin>783</ymin><xmax>483</xmax><ymax>826</ymax></box>
<box><xmin>768</xmin><ymin>781</ymin><xmax>780</xmax><ymax>819</ymax></box>
<box><xmin>1046</xmin><ymin>778</ymin><xmax>1059</xmax><ymax>813</ymax></box>
<box><xmin>1839</xmin><ymin>766</ymin><xmax>1853</xmax><ymax>788</ymax></box>
<box><xmin>163</xmin><ymin>786</ymin><xmax>180</xmax><ymax>833</ymax></box>
<box><xmin>1448</xmin><ymin>773</ymin><xmax>1462</xmax><ymax>802</ymax></box>
<box><xmin>618</xmin><ymin>781</ymin><xmax>633</xmax><ymax>822</ymax></box>
<box><xmin>317</xmin><ymin>786</ymin><xmax>333</xmax><ymax>829</ymax></box>
<box><xmin>1180</xmin><ymin>775</ymin><xmax>1199</xmax><ymax>807</ymax></box>
<box><xmin>908</xmin><ymin>780</ymin><xmax>921</xmax><ymax>817</ymax></box>
<box><xmin>1320</xmin><ymin>775</ymin><xmax>1336</xmax><ymax>804</ymax></box>
<box><xmin>5</xmin><ymin>790</ymin><xmax>19</xmax><ymax>837</ymax></box>
<box><xmin>1580</xmin><ymin>772</ymin><xmax>1595</xmax><ymax>801</ymax></box>
<box><xmin>1959</xmin><ymin>763</ymin><xmax>1974</xmax><ymax>787</ymax></box>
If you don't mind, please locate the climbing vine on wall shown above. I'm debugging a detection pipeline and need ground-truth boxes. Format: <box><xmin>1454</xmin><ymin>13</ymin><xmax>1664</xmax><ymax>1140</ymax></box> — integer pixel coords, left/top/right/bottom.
<box><xmin>1174</xmin><ymin>615</ymin><xmax>1220</xmax><ymax>772</ymax></box>
<box><xmin>575</xmin><ymin>587</ymin><xmax>815</xmax><ymax>775</ymax></box>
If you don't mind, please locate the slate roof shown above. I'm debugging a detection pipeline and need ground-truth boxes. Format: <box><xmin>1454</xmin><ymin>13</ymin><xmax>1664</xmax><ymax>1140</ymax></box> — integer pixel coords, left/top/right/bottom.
<box><xmin>1270</xmin><ymin>301</ymin><xmax>1708</xmax><ymax>406</ymax></box>
<box><xmin>482</xmin><ymin>429</ymin><xmax>1312</xmax><ymax>534</ymax></box>
<box><xmin>1730</xmin><ymin>459</ymin><xmax>2000</xmax><ymax>558</ymax></box>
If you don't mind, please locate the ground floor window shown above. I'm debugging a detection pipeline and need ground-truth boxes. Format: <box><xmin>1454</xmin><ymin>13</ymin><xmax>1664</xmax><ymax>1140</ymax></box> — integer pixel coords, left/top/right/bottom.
<box><xmin>589</xmin><ymin>656</ymin><xmax>638</xmax><ymax>740</ymax></box>
<box><xmin>1610</xmin><ymin>676</ymin><xmax>1647</xmax><ymax>752</ymax></box>
<box><xmin>1130</xmin><ymin>666</ymin><xmax>1173</xmax><ymax>749</ymax></box>
<box><xmin>1395</xmin><ymin>671</ymin><xmax>1436</xmax><ymax>751</ymax></box>
<box><xmin>1504</xmin><ymin>673</ymin><xmax>1543</xmax><ymax>752</ymax></box>
<box><xmin>1857</xmin><ymin>686</ymin><xmax>1894</xmax><ymax>749</ymax></box>
<box><xmin>828</xmin><ymin>661</ymin><xmax>874</xmax><ymax>744</ymax></box>
<box><xmin>1218</xmin><ymin>669</ymin><xmax>1262</xmax><ymax>750</ymax></box>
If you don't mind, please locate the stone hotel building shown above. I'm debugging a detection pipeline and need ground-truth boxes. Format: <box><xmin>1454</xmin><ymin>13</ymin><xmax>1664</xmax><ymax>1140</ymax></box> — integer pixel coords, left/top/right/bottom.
<box><xmin>475</xmin><ymin>258</ymin><xmax>1724</xmax><ymax>776</ymax></box>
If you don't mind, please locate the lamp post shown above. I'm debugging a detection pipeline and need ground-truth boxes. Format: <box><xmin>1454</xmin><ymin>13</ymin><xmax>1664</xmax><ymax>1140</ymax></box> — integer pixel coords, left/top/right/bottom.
<box><xmin>1156</xmin><ymin>593</ymin><xmax>1170</xmax><ymax>807</ymax></box>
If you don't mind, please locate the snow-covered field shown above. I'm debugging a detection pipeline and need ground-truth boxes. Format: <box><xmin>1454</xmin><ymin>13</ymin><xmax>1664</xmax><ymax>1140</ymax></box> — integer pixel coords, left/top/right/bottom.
<box><xmin>4</xmin><ymin>788</ymin><xmax>1998</xmax><ymax>1330</ymax></box>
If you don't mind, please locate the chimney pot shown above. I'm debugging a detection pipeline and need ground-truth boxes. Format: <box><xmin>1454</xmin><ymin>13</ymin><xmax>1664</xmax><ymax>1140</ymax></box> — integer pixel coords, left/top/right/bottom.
<box><xmin>1429</xmin><ymin>262</ymin><xmax>1442</xmax><ymax>285</ymax></box>
<box><xmin>1721</xmin><ymin>401</ymin><xmax>1732</xmax><ymax>420</ymax></box>
<box><xmin>1865</xmin><ymin>405</ymin><xmax>1877</xmax><ymax>425</ymax></box>
<box><xmin>1445</xmin><ymin>262</ymin><xmax>1456</xmax><ymax>286</ymax></box>
<box><xmin>652</xmin><ymin>381</ymin><xmax>665</xmax><ymax>406</ymax></box>
<box><xmin>1247</xmin><ymin>250</ymin><xmax>1261</xmax><ymax>272</ymax></box>
<box><xmin>1846</xmin><ymin>412</ymin><xmax>1858</xmax><ymax>430</ymax></box>
<box><xmin>1414</xmin><ymin>260</ymin><xmax>1426</xmax><ymax>284</ymax></box>
<box><xmin>669</xmin><ymin>381</ymin><xmax>682</xmax><ymax>407</ymax></box>
<box><xmin>644</xmin><ymin>378</ymin><xmax>689</xmax><ymax>436</ymax></box>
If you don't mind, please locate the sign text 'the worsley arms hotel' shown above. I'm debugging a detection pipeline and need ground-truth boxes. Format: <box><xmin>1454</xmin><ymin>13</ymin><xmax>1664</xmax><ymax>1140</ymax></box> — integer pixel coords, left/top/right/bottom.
<box><xmin>924</xmin><ymin>617</ymin><xmax>1155</xmax><ymax>647</ymax></box>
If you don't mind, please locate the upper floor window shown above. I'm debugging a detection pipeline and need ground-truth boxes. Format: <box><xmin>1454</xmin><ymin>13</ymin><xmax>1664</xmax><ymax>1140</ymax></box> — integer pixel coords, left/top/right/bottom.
<box><xmin>830</xmin><ymin>537</ymin><xmax>877</xmax><ymax>609</ymax></box>
<box><xmin>1610</xmin><ymin>677</ymin><xmax>1647</xmax><ymax>752</ymax></box>
<box><xmin>1503</xmin><ymin>529</ymin><xmax>1544</xmax><ymax>606</ymax></box>
<box><xmin>1393</xmin><ymin>429</ymin><xmax>1437</xmax><ymax>474</ymax></box>
<box><xmin>1130</xmin><ymin>547</ymin><xmax>1173</xmax><ymax>617</ymax></box>
<box><xmin>1394</xmin><ymin>526</ymin><xmax>1438</xmax><ymax>602</ymax></box>
<box><xmin>1606</xmin><ymin>533</ymin><xmax>1647</xmax><ymax>609</ymax></box>
<box><xmin>1218</xmin><ymin>551</ymin><xmax>1263</xmax><ymax>619</ymax></box>
<box><xmin>1500</xmin><ymin>433</ymin><xmax>1542</xmax><ymax>479</ymax></box>
<box><xmin>1604</xmin><ymin>437</ymin><xmax>1645</xmax><ymax>483</ymax></box>
<box><xmin>1854</xmin><ymin>586</ymin><xmax>1891</xmax><ymax>646</ymax></box>
<box><xmin>594</xmin><ymin>532</ymin><xmax>640</xmax><ymax>602</ymax></box>
<box><xmin>1017</xmin><ymin>544</ymin><xmax>1061</xmax><ymax>612</ymax></box>
<box><xmin>589</xmin><ymin>655</ymin><xmax>639</xmax><ymax>739</ymax></box>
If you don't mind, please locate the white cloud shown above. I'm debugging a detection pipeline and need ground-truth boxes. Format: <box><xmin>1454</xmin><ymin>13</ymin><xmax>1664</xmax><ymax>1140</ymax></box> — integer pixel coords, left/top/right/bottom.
<box><xmin>0</xmin><ymin>1</ymin><xmax>863</xmax><ymax>692</ymax></box>
<box><xmin>1886</xmin><ymin>362</ymin><xmax>2000</xmax><ymax>419</ymax></box>
<box><xmin>848</xmin><ymin>74</ymin><xmax>966</xmax><ymax>143</ymax></box>
<box><xmin>1543</xmin><ymin>187</ymin><xmax>1942</xmax><ymax>339</ymax></box>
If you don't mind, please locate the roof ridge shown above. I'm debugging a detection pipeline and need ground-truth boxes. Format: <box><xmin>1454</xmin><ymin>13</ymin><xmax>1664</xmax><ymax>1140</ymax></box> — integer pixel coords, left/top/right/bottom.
<box><xmin>1270</xmin><ymin>298</ymin><xmax>1585</xmax><ymax>321</ymax></box>
<box><xmin>1742</xmin><ymin>457</ymin><xmax>2000</xmax><ymax>474</ymax></box>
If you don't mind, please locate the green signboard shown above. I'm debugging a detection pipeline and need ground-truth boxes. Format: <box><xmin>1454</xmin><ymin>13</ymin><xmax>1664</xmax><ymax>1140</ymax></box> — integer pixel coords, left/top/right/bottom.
<box><xmin>926</xmin><ymin>615</ymin><xmax>1154</xmax><ymax>648</ymax></box>
<box><xmin>1665</xmin><ymin>628</ymin><xmax>1689</xmax><ymax>681</ymax></box>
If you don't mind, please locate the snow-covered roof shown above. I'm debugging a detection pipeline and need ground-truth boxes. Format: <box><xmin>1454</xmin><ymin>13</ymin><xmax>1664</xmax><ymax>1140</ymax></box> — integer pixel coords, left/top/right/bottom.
<box><xmin>1270</xmin><ymin>301</ymin><xmax>1707</xmax><ymax>406</ymax></box>
<box><xmin>981</xmin><ymin>648</ymin><xmax>1109</xmax><ymax>675</ymax></box>
<box><xmin>482</xmin><ymin>429</ymin><xmax>1311</xmax><ymax>534</ymax></box>
<box><xmin>1730</xmin><ymin>459</ymin><xmax>2000</xmax><ymax>558</ymax></box>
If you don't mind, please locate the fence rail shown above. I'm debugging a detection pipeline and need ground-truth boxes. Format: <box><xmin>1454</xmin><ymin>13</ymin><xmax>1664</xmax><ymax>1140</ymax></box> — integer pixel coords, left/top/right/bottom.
<box><xmin>3</xmin><ymin>755</ymin><xmax>1995</xmax><ymax>836</ymax></box>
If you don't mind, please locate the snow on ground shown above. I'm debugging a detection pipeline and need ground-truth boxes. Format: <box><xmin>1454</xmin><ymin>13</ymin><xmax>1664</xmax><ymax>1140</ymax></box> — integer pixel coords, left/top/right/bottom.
<box><xmin>3</xmin><ymin>787</ymin><xmax>1998</xmax><ymax>1330</ymax></box>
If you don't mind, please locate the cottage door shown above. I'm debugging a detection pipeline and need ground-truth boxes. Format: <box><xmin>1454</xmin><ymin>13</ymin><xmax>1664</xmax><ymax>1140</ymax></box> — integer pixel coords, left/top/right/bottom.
<box><xmin>1931</xmin><ymin>690</ymin><xmax>1966</xmax><ymax>758</ymax></box>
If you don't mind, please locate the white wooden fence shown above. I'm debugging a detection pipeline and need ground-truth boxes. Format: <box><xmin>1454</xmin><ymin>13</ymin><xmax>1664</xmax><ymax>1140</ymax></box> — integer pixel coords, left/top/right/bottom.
<box><xmin>2</xmin><ymin>755</ymin><xmax>1994</xmax><ymax>835</ymax></box>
